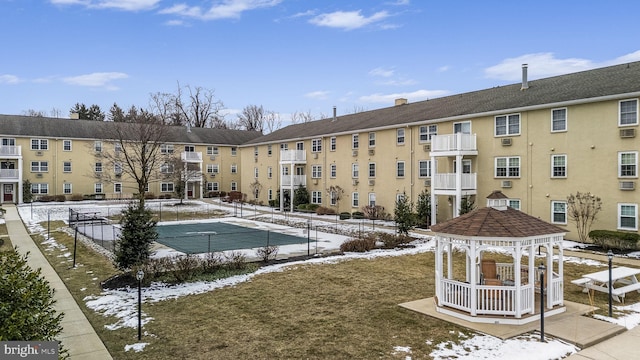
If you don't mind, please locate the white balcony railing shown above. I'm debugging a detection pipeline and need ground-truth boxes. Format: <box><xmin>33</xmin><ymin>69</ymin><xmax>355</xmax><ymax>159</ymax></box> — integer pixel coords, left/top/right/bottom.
<box><xmin>280</xmin><ymin>150</ymin><xmax>306</xmax><ymax>162</ymax></box>
<box><xmin>433</xmin><ymin>173</ymin><xmax>477</xmax><ymax>190</ymax></box>
<box><xmin>431</xmin><ymin>133</ymin><xmax>476</xmax><ymax>152</ymax></box>
<box><xmin>281</xmin><ymin>175</ymin><xmax>307</xmax><ymax>187</ymax></box>
<box><xmin>0</xmin><ymin>146</ymin><xmax>21</xmax><ymax>157</ymax></box>
<box><xmin>181</xmin><ymin>151</ymin><xmax>203</xmax><ymax>162</ymax></box>
<box><xmin>0</xmin><ymin>169</ymin><xmax>19</xmax><ymax>179</ymax></box>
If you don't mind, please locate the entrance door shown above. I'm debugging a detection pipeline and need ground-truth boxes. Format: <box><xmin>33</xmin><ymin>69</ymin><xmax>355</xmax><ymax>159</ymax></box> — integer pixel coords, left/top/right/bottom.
<box><xmin>3</xmin><ymin>184</ymin><xmax>13</xmax><ymax>202</ymax></box>
<box><xmin>187</xmin><ymin>183</ymin><xmax>194</xmax><ymax>197</ymax></box>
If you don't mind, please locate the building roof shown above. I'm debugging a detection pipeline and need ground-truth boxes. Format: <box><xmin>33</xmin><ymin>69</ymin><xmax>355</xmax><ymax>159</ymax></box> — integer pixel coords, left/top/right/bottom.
<box><xmin>430</xmin><ymin>206</ymin><xmax>567</xmax><ymax>238</ymax></box>
<box><xmin>0</xmin><ymin>115</ymin><xmax>263</xmax><ymax>145</ymax></box>
<box><xmin>244</xmin><ymin>61</ymin><xmax>640</xmax><ymax>145</ymax></box>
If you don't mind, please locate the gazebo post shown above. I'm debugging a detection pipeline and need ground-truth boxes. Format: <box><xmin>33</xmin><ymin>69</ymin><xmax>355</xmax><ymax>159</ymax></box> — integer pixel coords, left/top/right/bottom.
<box><xmin>515</xmin><ymin>245</ymin><xmax>522</xmax><ymax>318</ymax></box>
<box><xmin>470</xmin><ymin>242</ymin><xmax>477</xmax><ymax>316</ymax></box>
<box><xmin>529</xmin><ymin>243</ymin><xmax>536</xmax><ymax>315</ymax></box>
<box><xmin>546</xmin><ymin>244</ymin><xmax>553</xmax><ymax>309</ymax></box>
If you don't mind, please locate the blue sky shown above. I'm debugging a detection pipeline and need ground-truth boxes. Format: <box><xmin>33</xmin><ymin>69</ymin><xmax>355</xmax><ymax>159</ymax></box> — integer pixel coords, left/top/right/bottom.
<box><xmin>2</xmin><ymin>0</ymin><xmax>640</xmax><ymax>126</ymax></box>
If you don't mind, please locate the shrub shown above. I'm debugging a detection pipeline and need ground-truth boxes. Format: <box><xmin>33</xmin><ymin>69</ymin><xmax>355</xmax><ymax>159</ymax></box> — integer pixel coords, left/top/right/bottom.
<box><xmin>203</xmin><ymin>252</ymin><xmax>224</xmax><ymax>272</ymax></box>
<box><xmin>256</xmin><ymin>245</ymin><xmax>279</xmax><ymax>262</ymax></box>
<box><xmin>208</xmin><ymin>191</ymin><xmax>221</xmax><ymax>198</ymax></box>
<box><xmin>54</xmin><ymin>195</ymin><xmax>66</xmax><ymax>202</ymax></box>
<box><xmin>220</xmin><ymin>191</ymin><xmax>227</xmax><ymax>197</ymax></box>
<box><xmin>589</xmin><ymin>230</ymin><xmax>640</xmax><ymax>250</ymax></box>
<box><xmin>70</xmin><ymin>194</ymin><xmax>84</xmax><ymax>201</ymax></box>
<box><xmin>307</xmin><ymin>204</ymin><xmax>319</xmax><ymax>212</ymax></box>
<box><xmin>224</xmin><ymin>251</ymin><xmax>247</xmax><ymax>270</ymax></box>
<box><xmin>378</xmin><ymin>233</ymin><xmax>413</xmax><ymax>249</ymax></box>
<box><xmin>38</xmin><ymin>195</ymin><xmax>54</xmax><ymax>202</ymax></box>
<box><xmin>362</xmin><ymin>205</ymin><xmax>390</xmax><ymax>220</ymax></box>
<box><xmin>339</xmin><ymin>212</ymin><xmax>351</xmax><ymax>220</ymax></box>
<box><xmin>170</xmin><ymin>254</ymin><xmax>201</xmax><ymax>282</ymax></box>
<box><xmin>316</xmin><ymin>206</ymin><xmax>336</xmax><ymax>215</ymax></box>
<box><xmin>144</xmin><ymin>192</ymin><xmax>157</xmax><ymax>200</ymax></box>
<box><xmin>268</xmin><ymin>200</ymin><xmax>278</xmax><ymax>207</ymax></box>
<box><xmin>340</xmin><ymin>237</ymin><xmax>377</xmax><ymax>252</ymax></box>
<box><xmin>297</xmin><ymin>204</ymin><xmax>308</xmax><ymax>210</ymax></box>
<box><xmin>352</xmin><ymin>211</ymin><xmax>365</xmax><ymax>219</ymax></box>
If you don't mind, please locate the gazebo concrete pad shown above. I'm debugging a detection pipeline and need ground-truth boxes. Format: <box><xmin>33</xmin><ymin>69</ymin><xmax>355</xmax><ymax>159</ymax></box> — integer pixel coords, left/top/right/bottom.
<box><xmin>400</xmin><ymin>298</ymin><xmax>626</xmax><ymax>348</ymax></box>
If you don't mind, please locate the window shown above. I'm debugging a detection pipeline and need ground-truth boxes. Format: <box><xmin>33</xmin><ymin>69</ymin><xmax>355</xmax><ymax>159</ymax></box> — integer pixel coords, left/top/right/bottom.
<box><xmin>330</xmin><ymin>137</ymin><xmax>337</xmax><ymax>151</ymax></box>
<box><xmin>63</xmin><ymin>140</ymin><xmax>72</xmax><ymax>151</ymax></box>
<box><xmin>267</xmin><ymin>166</ymin><xmax>273</xmax><ymax>178</ymax></box>
<box><xmin>114</xmin><ymin>142</ymin><xmax>122</xmax><ymax>154</ymax></box>
<box><xmin>267</xmin><ymin>145</ymin><xmax>272</xmax><ymax>156</ymax></box>
<box><xmin>619</xmin><ymin>152</ymin><xmax>637</xmax><ymax>177</ymax></box>
<box><xmin>31</xmin><ymin>161</ymin><xmax>48</xmax><ymax>172</ymax></box>
<box><xmin>352</xmin><ymin>163</ymin><xmax>359</xmax><ymax>178</ymax></box>
<box><xmin>94</xmin><ymin>141</ymin><xmax>102</xmax><ymax>152</ymax></box>
<box><xmin>31</xmin><ymin>139</ymin><xmax>48</xmax><ymax>150</ymax></box>
<box><xmin>419</xmin><ymin>160</ymin><xmax>431</xmax><ymax>177</ymax></box>
<box><xmin>280</xmin><ymin>143</ymin><xmax>288</xmax><ymax>151</ymax></box>
<box><xmin>620</xmin><ymin>99</ymin><xmax>638</xmax><ymax>126</ymax></box>
<box><xmin>495</xmin><ymin>157</ymin><xmax>520</xmax><ymax>177</ymax></box>
<box><xmin>368</xmin><ymin>132</ymin><xmax>376</xmax><ymax>147</ymax></box>
<box><xmin>330</xmin><ymin>164</ymin><xmax>337</xmax><ymax>178</ymax></box>
<box><xmin>63</xmin><ymin>161</ymin><xmax>72</xmax><ymax>173</ymax></box>
<box><xmin>161</xmin><ymin>144</ymin><xmax>174</xmax><ymax>154</ymax></box>
<box><xmin>206</xmin><ymin>182</ymin><xmax>219</xmax><ymax>191</ymax></box>
<box><xmin>206</xmin><ymin>164</ymin><xmax>219</xmax><ymax>173</ymax></box>
<box><xmin>397</xmin><ymin>129</ymin><xmax>405</xmax><ymax>144</ymax></box>
<box><xmin>254</xmin><ymin>167</ymin><xmax>259</xmax><ymax>178</ymax></box>
<box><xmin>231</xmin><ymin>147</ymin><xmax>237</xmax><ymax>156</ymax></box>
<box><xmin>231</xmin><ymin>164</ymin><xmax>237</xmax><ymax>173</ymax></box>
<box><xmin>312</xmin><ymin>139</ymin><xmax>322</xmax><ymax>152</ymax></box>
<box><xmin>114</xmin><ymin>183</ymin><xmax>122</xmax><ymax>193</ymax></box>
<box><xmin>95</xmin><ymin>183</ymin><xmax>103</xmax><ymax>194</ymax></box>
<box><xmin>368</xmin><ymin>163</ymin><xmax>376</xmax><ymax>178</ymax></box>
<box><xmin>330</xmin><ymin>191</ymin><xmax>337</xmax><ymax>206</ymax></box>
<box><xmin>254</xmin><ymin>187</ymin><xmax>260</xmax><ymax>199</ymax></box>
<box><xmin>254</xmin><ymin>146</ymin><xmax>259</xmax><ymax>156</ymax></box>
<box><xmin>551</xmin><ymin>108</ymin><xmax>567</xmax><ymax>132</ymax></box>
<box><xmin>551</xmin><ymin>201</ymin><xmax>567</xmax><ymax>224</ymax></box>
<box><xmin>495</xmin><ymin>114</ymin><xmax>520</xmax><ymax>136</ymax></box>
<box><xmin>352</xmin><ymin>134</ymin><xmax>359</xmax><ymax>149</ymax></box>
<box><xmin>161</xmin><ymin>183</ymin><xmax>174</xmax><ymax>192</ymax></box>
<box><xmin>31</xmin><ymin>183</ymin><xmax>48</xmax><ymax>194</ymax></box>
<box><xmin>454</xmin><ymin>121</ymin><xmax>471</xmax><ymax>134</ymax></box>
<box><xmin>268</xmin><ymin>189</ymin><xmax>273</xmax><ymax>200</ymax></box>
<box><xmin>368</xmin><ymin>193</ymin><xmax>376</xmax><ymax>206</ymax></box>
<box><xmin>296</xmin><ymin>142</ymin><xmax>304</xmax><ymax>151</ymax></box>
<box><xmin>312</xmin><ymin>165</ymin><xmax>322</xmax><ymax>178</ymax></box>
<box><xmin>352</xmin><ymin>192</ymin><xmax>359</xmax><ymax>208</ymax></box>
<box><xmin>619</xmin><ymin>204</ymin><xmax>638</xmax><ymax>230</ymax></box>
<box><xmin>184</xmin><ymin>145</ymin><xmax>195</xmax><ymax>152</ymax></box>
<box><xmin>551</xmin><ymin>154</ymin><xmax>567</xmax><ymax>178</ymax></box>
<box><xmin>312</xmin><ymin>191</ymin><xmax>322</xmax><ymax>204</ymax></box>
<box><xmin>419</xmin><ymin>125</ymin><xmax>438</xmax><ymax>142</ymax></box>
<box><xmin>161</xmin><ymin>163</ymin><xmax>174</xmax><ymax>174</ymax></box>
<box><xmin>509</xmin><ymin>199</ymin><xmax>521</xmax><ymax>210</ymax></box>
<box><xmin>114</xmin><ymin>162</ymin><xmax>123</xmax><ymax>175</ymax></box>
<box><xmin>63</xmin><ymin>183</ymin><xmax>72</xmax><ymax>194</ymax></box>
<box><xmin>231</xmin><ymin>182</ymin><xmax>238</xmax><ymax>191</ymax></box>
<box><xmin>282</xmin><ymin>166</ymin><xmax>289</xmax><ymax>176</ymax></box>
<box><xmin>207</xmin><ymin>146</ymin><xmax>219</xmax><ymax>155</ymax></box>
<box><xmin>2</xmin><ymin>138</ymin><xmax>15</xmax><ymax>146</ymax></box>
<box><xmin>396</xmin><ymin>193</ymin><xmax>405</xmax><ymax>202</ymax></box>
<box><xmin>396</xmin><ymin>161</ymin><xmax>405</xmax><ymax>177</ymax></box>
<box><xmin>454</xmin><ymin>159</ymin><xmax>472</xmax><ymax>174</ymax></box>
<box><xmin>95</xmin><ymin>162</ymin><xmax>102</xmax><ymax>172</ymax></box>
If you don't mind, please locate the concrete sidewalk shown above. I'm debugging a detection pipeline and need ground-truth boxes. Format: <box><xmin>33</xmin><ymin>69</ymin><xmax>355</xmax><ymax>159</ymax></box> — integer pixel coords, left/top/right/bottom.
<box><xmin>4</xmin><ymin>204</ymin><xmax>112</xmax><ymax>360</ymax></box>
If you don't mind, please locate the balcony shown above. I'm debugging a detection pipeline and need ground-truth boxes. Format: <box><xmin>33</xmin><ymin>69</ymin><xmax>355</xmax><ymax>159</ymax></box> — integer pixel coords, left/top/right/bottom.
<box><xmin>0</xmin><ymin>146</ymin><xmax>21</xmax><ymax>157</ymax></box>
<box><xmin>433</xmin><ymin>173</ymin><xmax>477</xmax><ymax>191</ymax></box>
<box><xmin>0</xmin><ymin>169</ymin><xmax>19</xmax><ymax>179</ymax></box>
<box><xmin>181</xmin><ymin>151</ymin><xmax>203</xmax><ymax>162</ymax></box>
<box><xmin>431</xmin><ymin>133</ymin><xmax>477</xmax><ymax>153</ymax></box>
<box><xmin>280</xmin><ymin>150</ymin><xmax>306</xmax><ymax>163</ymax></box>
<box><xmin>281</xmin><ymin>175</ymin><xmax>307</xmax><ymax>187</ymax></box>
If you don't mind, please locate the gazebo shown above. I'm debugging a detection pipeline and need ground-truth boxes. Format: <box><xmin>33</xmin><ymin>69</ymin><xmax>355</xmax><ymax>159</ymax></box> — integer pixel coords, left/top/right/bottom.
<box><xmin>431</xmin><ymin>191</ymin><xmax>567</xmax><ymax>325</ymax></box>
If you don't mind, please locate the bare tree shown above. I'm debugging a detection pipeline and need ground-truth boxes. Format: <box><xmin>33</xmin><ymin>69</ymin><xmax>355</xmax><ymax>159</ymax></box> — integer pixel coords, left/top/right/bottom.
<box><xmin>236</xmin><ymin>104</ymin><xmax>265</xmax><ymax>132</ymax></box>
<box><xmin>149</xmin><ymin>92</ymin><xmax>182</xmax><ymax>126</ymax></box>
<box><xmin>94</xmin><ymin>107</ymin><xmax>171</xmax><ymax>207</ymax></box>
<box><xmin>163</xmin><ymin>155</ymin><xmax>202</xmax><ymax>204</ymax></box>
<box><xmin>50</xmin><ymin>107</ymin><xmax>63</xmax><ymax>118</ymax></box>
<box><xmin>567</xmin><ymin>192</ymin><xmax>602</xmax><ymax>243</ymax></box>
<box><xmin>22</xmin><ymin>109</ymin><xmax>46</xmax><ymax>117</ymax></box>
<box><xmin>264</xmin><ymin>110</ymin><xmax>282</xmax><ymax>134</ymax></box>
<box><xmin>290</xmin><ymin>110</ymin><xmax>314</xmax><ymax>124</ymax></box>
<box><xmin>175</xmin><ymin>83</ymin><xmax>225</xmax><ymax>128</ymax></box>
<box><xmin>249</xmin><ymin>179</ymin><xmax>263</xmax><ymax>202</ymax></box>
<box><xmin>327</xmin><ymin>185</ymin><xmax>344</xmax><ymax>213</ymax></box>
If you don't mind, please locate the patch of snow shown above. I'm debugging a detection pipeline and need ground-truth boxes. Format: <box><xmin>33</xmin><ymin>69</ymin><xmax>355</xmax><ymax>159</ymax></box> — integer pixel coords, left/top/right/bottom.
<box><xmin>124</xmin><ymin>343</ymin><xmax>148</xmax><ymax>352</ymax></box>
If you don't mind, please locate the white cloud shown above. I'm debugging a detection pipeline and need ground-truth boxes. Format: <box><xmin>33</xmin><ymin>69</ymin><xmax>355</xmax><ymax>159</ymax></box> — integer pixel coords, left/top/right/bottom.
<box><xmin>438</xmin><ymin>65</ymin><xmax>450</xmax><ymax>72</ymax></box>
<box><xmin>485</xmin><ymin>51</ymin><xmax>640</xmax><ymax>81</ymax></box>
<box><xmin>369</xmin><ymin>67</ymin><xmax>395</xmax><ymax>78</ymax></box>
<box><xmin>164</xmin><ymin>19</ymin><xmax>186</xmax><ymax>26</ymax></box>
<box><xmin>63</xmin><ymin>72</ymin><xmax>128</xmax><ymax>89</ymax></box>
<box><xmin>309</xmin><ymin>10</ymin><xmax>389</xmax><ymax>30</ymax></box>
<box><xmin>304</xmin><ymin>90</ymin><xmax>330</xmax><ymax>100</ymax></box>
<box><xmin>50</xmin><ymin>0</ymin><xmax>160</xmax><ymax>11</ymax></box>
<box><xmin>159</xmin><ymin>0</ymin><xmax>282</xmax><ymax>20</ymax></box>
<box><xmin>0</xmin><ymin>74</ymin><xmax>21</xmax><ymax>84</ymax></box>
<box><xmin>359</xmin><ymin>89</ymin><xmax>449</xmax><ymax>104</ymax></box>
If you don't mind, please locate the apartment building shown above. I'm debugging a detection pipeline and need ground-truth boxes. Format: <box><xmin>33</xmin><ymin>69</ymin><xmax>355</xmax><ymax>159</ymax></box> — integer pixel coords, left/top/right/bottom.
<box><xmin>0</xmin><ymin>116</ymin><xmax>261</xmax><ymax>203</ymax></box>
<box><xmin>240</xmin><ymin>62</ymin><xmax>640</xmax><ymax>240</ymax></box>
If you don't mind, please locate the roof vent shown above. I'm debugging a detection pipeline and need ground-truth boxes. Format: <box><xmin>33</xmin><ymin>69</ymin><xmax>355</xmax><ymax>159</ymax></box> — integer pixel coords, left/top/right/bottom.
<box><xmin>395</xmin><ymin>98</ymin><xmax>408</xmax><ymax>106</ymax></box>
<box><xmin>332</xmin><ymin>106</ymin><xmax>337</xmax><ymax>122</ymax></box>
<box><xmin>520</xmin><ymin>64</ymin><xmax>529</xmax><ymax>90</ymax></box>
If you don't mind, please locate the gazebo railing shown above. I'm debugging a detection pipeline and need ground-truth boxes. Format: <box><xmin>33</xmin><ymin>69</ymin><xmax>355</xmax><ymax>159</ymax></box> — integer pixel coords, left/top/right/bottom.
<box><xmin>440</xmin><ymin>279</ymin><xmax>535</xmax><ymax>317</ymax></box>
<box><xmin>441</xmin><ymin>279</ymin><xmax>471</xmax><ymax>312</ymax></box>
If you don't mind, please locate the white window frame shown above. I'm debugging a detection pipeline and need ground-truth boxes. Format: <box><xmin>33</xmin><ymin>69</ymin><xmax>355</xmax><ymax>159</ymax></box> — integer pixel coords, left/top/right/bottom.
<box><xmin>231</xmin><ymin>182</ymin><xmax>237</xmax><ymax>191</ymax></box>
<box><xmin>551</xmin><ymin>154</ymin><xmax>567</xmax><ymax>178</ymax></box>
<box><xmin>95</xmin><ymin>162</ymin><xmax>102</xmax><ymax>173</ymax></box>
<box><xmin>352</xmin><ymin>192</ymin><xmax>359</xmax><ymax>208</ymax></box>
<box><xmin>94</xmin><ymin>141</ymin><xmax>102</xmax><ymax>152</ymax></box>
<box><xmin>254</xmin><ymin>146</ymin><xmax>259</xmax><ymax>157</ymax></box>
<box><xmin>31</xmin><ymin>183</ymin><xmax>48</xmax><ymax>194</ymax></box>
<box><xmin>396</xmin><ymin>161</ymin><xmax>405</xmax><ymax>178</ymax></box>
<box><xmin>267</xmin><ymin>166</ymin><xmax>273</xmax><ymax>178</ymax></box>
<box><xmin>95</xmin><ymin>183</ymin><xmax>103</xmax><ymax>194</ymax></box>
<box><xmin>268</xmin><ymin>188</ymin><xmax>273</xmax><ymax>200</ymax></box>
<box><xmin>352</xmin><ymin>134</ymin><xmax>359</xmax><ymax>149</ymax></box>
<box><xmin>161</xmin><ymin>182</ymin><xmax>174</xmax><ymax>192</ymax></box>
<box><xmin>551</xmin><ymin>200</ymin><xmax>567</xmax><ymax>224</ymax></box>
<box><xmin>618</xmin><ymin>203</ymin><xmax>638</xmax><ymax>231</ymax></box>
<box><xmin>330</xmin><ymin>191</ymin><xmax>337</xmax><ymax>206</ymax></box>
<box><xmin>31</xmin><ymin>139</ymin><xmax>48</xmax><ymax>150</ymax></box>
<box><xmin>330</xmin><ymin>137</ymin><xmax>337</xmax><ymax>151</ymax></box>
<box><xmin>312</xmin><ymin>165</ymin><xmax>322</xmax><ymax>178</ymax></box>
<box><xmin>267</xmin><ymin>145</ymin><xmax>272</xmax><ymax>156</ymax></box>
<box><xmin>330</xmin><ymin>164</ymin><xmax>337</xmax><ymax>178</ymax></box>
<box><xmin>495</xmin><ymin>114</ymin><xmax>520</xmax><ymax>136</ymax></box>
<box><xmin>495</xmin><ymin>156</ymin><xmax>520</xmax><ymax>178</ymax></box>
<box><xmin>254</xmin><ymin>167</ymin><xmax>259</xmax><ymax>178</ymax></box>
<box><xmin>31</xmin><ymin>161</ymin><xmax>48</xmax><ymax>172</ymax></box>
<box><xmin>619</xmin><ymin>99</ymin><xmax>638</xmax><ymax>126</ymax></box>
<box><xmin>114</xmin><ymin>162</ymin><xmax>123</xmax><ymax>175</ymax></box>
<box><xmin>63</xmin><ymin>140</ymin><xmax>72</xmax><ymax>151</ymax></box>
<box><xmin>352</xmin><ymin>163</ymin><xmax>359</xmax><ymax>178</ymax></box>
<box><xmin>114</xmin><ymin>183</ymin><xmax>122</xmax><ymax>193</ymax></box>
<box><xmin>312</xmin><ymin>139</ymin><xmax>322</xmax><ymax>152</ymax></box>
<box><xmin>396</xmin><ymin>129</ymin><xmax>405</xmax><ymax>145</ymax></box>
<box><xmin>161</xmin><ymin>144</ymin><xmax>174</xmax><ymax>154</ymax></box>
<box><xmin>368</xmin><ymin>192</ymin><xmax>376</xmax><ymax>206</ymax></box>
<box><xmin>551</xmin><ymin>108</ymin><xmax>567</xmax><ymax>132</ymax></box>
<box><xmin>419</xmin><ymin>125</ymin><xmax>437</xmax><ymax>142</ymax></box>
<box><xmin>231</xmin><ymin>164</ymin><xmax>238</xmax><ymax>174</ymax></box>
<box><xmin>63</xmin><ymin>161</ymin><xmax>72</xmax><ymax>173</ymax></box>
<box><xmin>454</xmin><ymin>121</ymin><xmax>471</xmax><ymax>134</ymax></box>
<box><xmin>619</xmin><ymin>151</ymin><xmax>638</xmax><ymax>177</ymax></box>
<box><xmin>160</xmin><ymin>163</ymin><xmax>173</xmax><ymax>174</ymax></box>
<box><xmin>63</xmin><ymin>183</ymin><xmax>72</xmax><ymax>194</ymax></box>
<box><xmin>311</xmin><ymin>191</ymin><xmax>322</xmax><ymax>204</ymax></box>
<box><xmin>418</xmin><ymin>160</ymin><xmax>431</xmax><ymax>178</ymax></box>
<box><xmin>231</xmin><ymin>147</ymin><xmax>237</xmax><ymax>156</ymax></box>
<box><xmin>368</xmin><ymin>132</ymin><xmax>376</xmax><ymax>147</ymax></box>
<box><xmin>368</xmin><ymin>162</ymin><xmax>376</xmax><ymax>178</ymax></box>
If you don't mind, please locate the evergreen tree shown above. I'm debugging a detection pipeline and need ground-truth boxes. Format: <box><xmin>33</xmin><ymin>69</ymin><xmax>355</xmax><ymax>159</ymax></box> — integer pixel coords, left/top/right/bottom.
<box><xmin>293</xmin><ymin>185</ymin><xmax>310</xmax><ymax>207</ymax></box>
<box><xmin>114</xmin><ymin>203</ymin><xmax>158</xmax><ymax>270</ymax></box>
<box><xmin>394</xmin><ymin>192</ymin><xmax>415</xmax><ymax>236</ymax></box>
<box><xmin>416</xmin><ymin>189</ymin><xmax>431</xmax><ymax>227</ymax></box>
<box><xmin>459</xmin><ymin>195</ymin><xmax>476</xmax><ymax>215</ymax></box>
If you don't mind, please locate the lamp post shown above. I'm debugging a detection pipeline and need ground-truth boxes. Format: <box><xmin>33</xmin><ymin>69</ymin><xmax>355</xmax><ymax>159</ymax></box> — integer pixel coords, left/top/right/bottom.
<box><xmin>136</xmin><ymin>270</ymin><xmax>144</xmax><ymax>341</ymax></box>
<box><xmin>538</xmin><ymin>263</ymin><xmax>546</xmax><ymax>342</ymax></box>
<box><xmin>608</xmin><ymin>250</ymin><xmax>613</xmax><ymax>317</ymax></box>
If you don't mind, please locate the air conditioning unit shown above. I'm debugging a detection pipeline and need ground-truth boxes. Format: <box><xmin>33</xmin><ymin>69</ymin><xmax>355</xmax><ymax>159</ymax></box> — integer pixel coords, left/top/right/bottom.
<box><xmin>620</xmin><ymin>128</ymin><xmax>636</xmax><ymax>138</ymax></box>
<box><xmin>313</xmin><ymin>153</ymin><xmax>319</xmax><ymax>159</ymax></box>
<box><xmin>424</xmin><ymin>179</ymin><xmax>431</xmax><ymax>187</ymax></box>
<box><xmin>36</xmin><ymin>173</ymin><xmax>43</xmax><ymax>178</ymax></box>
<box><xmin>501</xmin><ymin>138</ymin><xmax>512</xmax><ymax>146</ymax></box>
<box><xmin>352</xmin><ymin>150</ymin><xmax>358</xmax><ymax>157</ymax></box>
<box><xmin>210</xmin><ymin>156</ymin><xmax>216</xmax><ymax>161</ymax></box>
<box><xmin>209</xmin><ymin>173</ymin><xmax>216</xmax><ymax>178</ymax></box>
<box><xmin>35</xmin><ymin>151</ymin><xmax>43</xmax><ymax>156</ymax></box>
<box><xmin>423</xmin><ymin>144</ymin><xmax>431</xmax><ymax>152</ymax></box>
<box><xmin>368</xmin><ymin>179</ymin><xmax>375</xmax><ymax>186</ymax></box>
<box><xmin>620</xmin><ymin>181</ymin><xmax>636</xmax><ymax>190</ymax></box>
<box><xmin>501</xmin><ymin>180</ymin><xmax>512</xmax><ymax>188</ymax></box>
<box><xmin>368</xmin><ymin>149</ymin><xmax>375</xmax><ymax>156</ymax></box>
<box><xmin>352</xmin><ymin>179</ymin><xmax>359</xmax><ymax>186</ymax></box>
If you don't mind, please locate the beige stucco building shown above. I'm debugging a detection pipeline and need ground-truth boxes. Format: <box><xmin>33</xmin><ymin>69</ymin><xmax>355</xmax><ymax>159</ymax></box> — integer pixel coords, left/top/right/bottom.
<box><xmin>0</xmin><ymin>61</ymin><xmax>638</xmax><ymax>240</ymax></box>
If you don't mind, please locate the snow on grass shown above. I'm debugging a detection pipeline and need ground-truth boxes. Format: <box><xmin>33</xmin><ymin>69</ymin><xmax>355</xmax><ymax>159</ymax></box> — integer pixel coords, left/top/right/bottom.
<box><xmin>593</xmin><ymin>302</ymin><xmax>640</xmax><ymax>329</ymax></box>
<box><xmin>124</xmin><ymin>343</ymin><xmax>149</xmax><ymax>353</ymax></box>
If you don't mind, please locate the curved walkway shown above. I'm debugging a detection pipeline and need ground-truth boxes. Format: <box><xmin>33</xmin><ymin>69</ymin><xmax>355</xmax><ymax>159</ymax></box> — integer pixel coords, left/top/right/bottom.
<box><xmin>4</xmin><ymin>204</ymin><xmax>112</xmax><ymax>360</ymax></box>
